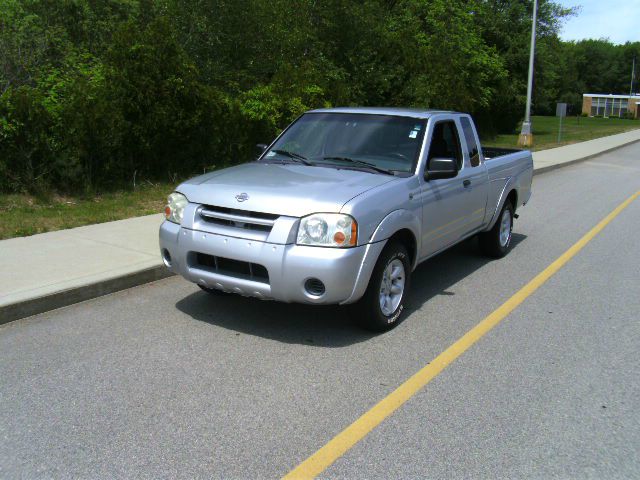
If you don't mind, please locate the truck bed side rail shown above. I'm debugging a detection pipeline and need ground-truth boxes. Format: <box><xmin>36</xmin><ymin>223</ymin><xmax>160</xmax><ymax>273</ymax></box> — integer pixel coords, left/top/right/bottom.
<box><xmin>483</xmin><ymin>146</ymin><xmax>524</xmax><ymax>160</ymax></box>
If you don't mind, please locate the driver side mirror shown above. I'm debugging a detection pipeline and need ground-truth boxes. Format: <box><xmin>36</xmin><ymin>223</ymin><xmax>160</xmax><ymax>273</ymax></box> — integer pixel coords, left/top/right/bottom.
<box><xmin>426</xmin><ymin>157</ymin><xmax>458</xmax><ymax>180</ymax></box>
<box><xmin>255</xmin><ymin>143</ymin><xmax>268</xmax><ymax>159</ymax></box>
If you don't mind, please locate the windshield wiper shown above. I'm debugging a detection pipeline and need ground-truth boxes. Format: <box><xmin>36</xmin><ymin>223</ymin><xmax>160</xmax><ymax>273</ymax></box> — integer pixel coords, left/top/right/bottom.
<box><xmin>322</xmin><ymin>156</ymin><xmax>395</xmax><ymax>175</ymax></box>
<box><xmin>270</xmin><ymin>149</ymin><xmax>313</xmax><ymax>166</ymax></box>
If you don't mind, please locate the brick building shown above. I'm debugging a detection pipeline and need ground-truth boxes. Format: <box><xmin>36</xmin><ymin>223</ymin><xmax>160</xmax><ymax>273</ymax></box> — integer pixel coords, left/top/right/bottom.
<box><xmin>582</xmin><ymin>93</ymin><xmax>640</xmax><ymax>118</ymax></box>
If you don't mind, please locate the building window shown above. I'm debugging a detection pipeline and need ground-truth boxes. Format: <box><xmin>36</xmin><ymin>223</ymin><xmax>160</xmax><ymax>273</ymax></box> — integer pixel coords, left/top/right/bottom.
<box><xmin>604</xmin><ymin>98</ymin><xmax>612</xmax><ymax>117</ymax></box>
<box><xmin>591</xmin><ymin>97</ymin><xmax>606</xmax><ymax>116</ymax></box>
<box><xmin>590</xmin><ymin>97</ymin><xmax>630</xmax><ymax>117</ymax></box>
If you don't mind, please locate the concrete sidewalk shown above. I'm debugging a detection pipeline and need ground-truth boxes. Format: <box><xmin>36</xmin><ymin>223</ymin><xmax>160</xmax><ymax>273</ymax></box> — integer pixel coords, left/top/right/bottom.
<box><xmin>532</xmin><ymin>128</ymin><xmax>640</xmax><ymax>173</ymax></box>
<box><xmin>0</xmin><ymin>214</ymin><xmax>170</xmax><ymax>323</ymax></box>
<box><xmin>2</xmin><ymin>129</ymin><xmax>640</xmax><ymax>323</ymax></box>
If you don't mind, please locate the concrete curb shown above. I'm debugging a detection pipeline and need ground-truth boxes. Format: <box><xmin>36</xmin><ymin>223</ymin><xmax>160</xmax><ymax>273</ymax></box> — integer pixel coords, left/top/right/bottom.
<box><xmin>533</xmin><ymin>137</ymin><xmax>640</xmax><ymax>176</ymax></box>
<box><xmin>2</xmin><ymin>135</ymin><xmax>639</xmax><ymax>326</ymax></box>
<box><xmin>0</xmin><ymin>266</ymin><xmax>174</xmax><ymax>326</ymax></box>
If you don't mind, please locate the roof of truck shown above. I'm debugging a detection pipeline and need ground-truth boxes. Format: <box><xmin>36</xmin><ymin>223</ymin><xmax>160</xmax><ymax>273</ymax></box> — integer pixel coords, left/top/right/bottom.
<box><xmin>307</xmin><ymin>107</ymin><xmax>459</xmax><ymax>118</ymax></box>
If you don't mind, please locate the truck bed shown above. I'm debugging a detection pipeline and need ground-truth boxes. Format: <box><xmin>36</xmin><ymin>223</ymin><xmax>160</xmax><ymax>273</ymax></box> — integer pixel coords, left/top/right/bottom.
<box><xmin>482</xmin><ymin>146</ymin><xmax>524</xmax><ymax>161</ymax></box>
<box><xmin>482</xmin><ymin>146</ymin><xmax>534</xmax><ymax>223</ymax></box>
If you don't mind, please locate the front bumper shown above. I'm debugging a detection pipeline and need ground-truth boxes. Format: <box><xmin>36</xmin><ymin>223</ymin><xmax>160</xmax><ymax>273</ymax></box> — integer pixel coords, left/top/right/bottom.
<box><xmin>159</xmin><ymin>221</ymin><xmax>385</xmax><ymax>304</ymax></box>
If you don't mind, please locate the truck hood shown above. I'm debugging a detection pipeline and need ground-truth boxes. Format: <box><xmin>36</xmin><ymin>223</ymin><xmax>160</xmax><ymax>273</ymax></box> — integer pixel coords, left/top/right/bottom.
<box><xmin>176</xmin><ymin>162</ymin><xmax>397</xmax><ymax>217</ymax></box>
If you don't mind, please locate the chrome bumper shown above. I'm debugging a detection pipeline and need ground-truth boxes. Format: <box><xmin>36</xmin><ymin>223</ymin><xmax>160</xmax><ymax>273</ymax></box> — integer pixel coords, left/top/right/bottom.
<box><xmin>159</xmin><ymin>221</ymin><xmax>385</xmax><ymax>305</ymax></box>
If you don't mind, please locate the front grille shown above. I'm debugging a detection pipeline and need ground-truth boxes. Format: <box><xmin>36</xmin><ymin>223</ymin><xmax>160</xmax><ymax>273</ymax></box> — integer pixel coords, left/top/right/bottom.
<box><xmin>199</xmin><ymin>205</ymin><xmax>278</xmax><ymax>233</ymax></box>
<box><xmin>192</xmin><ymin>252</ymin><xmax>269</xmax><ymax>284</ymax></box>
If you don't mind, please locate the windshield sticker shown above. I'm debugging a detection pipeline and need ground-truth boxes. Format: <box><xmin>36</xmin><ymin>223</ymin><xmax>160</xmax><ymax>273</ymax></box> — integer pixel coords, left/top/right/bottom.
<box><xmin>409</xmin><ymin>130</ymin><xmax>418</xmax><ymax>139</ymax></box>
<box><xmin>414</xmin><ymin>124</ymin><xmax>422</xmax><ymax>131</ymax></box>
<box><xmin>266</xmin><ymin>151</ymin><xmax>276</xmax><ymax>157</ymax></box>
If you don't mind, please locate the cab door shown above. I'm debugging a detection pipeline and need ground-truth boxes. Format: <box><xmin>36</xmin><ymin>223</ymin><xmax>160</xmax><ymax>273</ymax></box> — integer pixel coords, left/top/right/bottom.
<box><xmin>458</xmin><ymin>116</ymin><xmax>489</xmax><ymax>233</ymax></box>
<box><xmin>419</xmin><ymin>118</ymin><xmax>488</xmax><ymax>258</ymax></box>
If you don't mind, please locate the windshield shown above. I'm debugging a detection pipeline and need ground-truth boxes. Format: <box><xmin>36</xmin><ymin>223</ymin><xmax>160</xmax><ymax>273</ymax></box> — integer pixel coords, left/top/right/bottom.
<box><xmin>261</xmin><ymin>113</ymin><xmax>427</xmax><ymax>174</ymax></box>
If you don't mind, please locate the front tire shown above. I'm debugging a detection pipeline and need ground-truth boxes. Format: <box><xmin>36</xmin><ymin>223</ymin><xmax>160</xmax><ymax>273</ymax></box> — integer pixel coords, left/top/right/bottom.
<box><xmin>479</xmin><ymin>201</ymin><xmax>514</xmax><ymax>258</ymax></box>
<box><xmin>349</xmin><ymin>241</ymin><xmax>411</xmax><ymax>332</ymax></box>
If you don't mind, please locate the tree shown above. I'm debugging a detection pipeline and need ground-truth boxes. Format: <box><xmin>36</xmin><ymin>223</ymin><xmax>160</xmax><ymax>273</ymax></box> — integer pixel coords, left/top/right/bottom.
<box><xmin>0</xmin><ymin>0</ymin><xmax>630</xmax><ymax>194</ymax></box>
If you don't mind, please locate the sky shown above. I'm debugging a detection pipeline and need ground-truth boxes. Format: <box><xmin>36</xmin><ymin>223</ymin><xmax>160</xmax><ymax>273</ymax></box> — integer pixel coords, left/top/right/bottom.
<box><xmin>557</xmin><ymin>0</ymin><xmax>640</xmax><ymax>44</ymax></box>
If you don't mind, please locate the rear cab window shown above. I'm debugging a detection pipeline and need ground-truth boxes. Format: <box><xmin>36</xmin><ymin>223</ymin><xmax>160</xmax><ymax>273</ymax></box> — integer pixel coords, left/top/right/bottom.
<box><xmin>460</xmin><ymin>117</ymin><xmax>481</xmax><ymax>167</ymax></box>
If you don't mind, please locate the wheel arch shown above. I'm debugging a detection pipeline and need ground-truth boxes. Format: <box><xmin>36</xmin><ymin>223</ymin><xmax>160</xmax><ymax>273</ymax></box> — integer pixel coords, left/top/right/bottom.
<box><xmin>341</xmin><ymin>211</ymin><xmax>420</xmax><ymax>305</ymax></box>
<box><xmin>505</xmin><ymin>189</ymin><xmax>518</xmax><ymax>210</ymax></box>
<box><xmin>367</xmin><ymin>209</ymin><xmax>421</xmax><ymax>269</ymax></box>
<box><xmin>486</xmin><ymin>181</ymin><xmax>519</xmax><ymax>231</ymax></box>
<box><xmin>387</xmin><ymin>228</ymin><xmax>418</xmax><ymax>270</ymax></box>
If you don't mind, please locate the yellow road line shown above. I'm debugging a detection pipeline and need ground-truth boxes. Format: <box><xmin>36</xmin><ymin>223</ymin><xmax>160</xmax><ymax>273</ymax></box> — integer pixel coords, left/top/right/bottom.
<box><xmin>283</xmin><ymin>189</ymin><xmax>640</xmax><ymax>480</ymax></box>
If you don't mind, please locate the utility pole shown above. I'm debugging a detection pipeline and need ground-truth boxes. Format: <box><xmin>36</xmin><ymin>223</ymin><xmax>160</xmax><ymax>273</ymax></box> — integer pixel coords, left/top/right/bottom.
<box><xmin>518</xmin><ymin>0</ymin><xmax>538</xmax><ymax>148</ymax></box>
<box><xmin>630</xmin><ymin>55</ymin><xmax>636</xmax><ymax>96</ymax></box>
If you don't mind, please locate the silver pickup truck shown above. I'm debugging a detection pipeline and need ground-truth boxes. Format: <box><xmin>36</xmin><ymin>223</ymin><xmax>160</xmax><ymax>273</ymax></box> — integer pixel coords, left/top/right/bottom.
<box><xmin>160</xmin><ymin>107</ymin><xmax>533</xmax><ymax>330</ymax></box>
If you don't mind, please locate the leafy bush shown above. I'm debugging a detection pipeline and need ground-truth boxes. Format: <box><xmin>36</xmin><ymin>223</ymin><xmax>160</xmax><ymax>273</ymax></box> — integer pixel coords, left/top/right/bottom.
<box><xmin>0</xmin><ymin>86</ymin><xmax>56</xmax><ymax>193</ymax></box>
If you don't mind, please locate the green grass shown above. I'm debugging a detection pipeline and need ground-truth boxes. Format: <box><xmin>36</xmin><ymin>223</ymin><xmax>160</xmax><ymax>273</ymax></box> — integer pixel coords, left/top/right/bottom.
<box><xmin>484</xmin><ymin>115</ymin><xmax>640</xmax><ymax>151</ymax></box>
<box><xmin>0</xmin><ymin>183</ymin><xmax>173</xmax><ymax>240</ymax></box>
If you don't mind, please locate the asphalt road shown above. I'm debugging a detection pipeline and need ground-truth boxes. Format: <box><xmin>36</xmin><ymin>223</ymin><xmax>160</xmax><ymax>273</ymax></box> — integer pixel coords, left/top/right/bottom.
<box><xmin>1</xmin><ymin>143</ymin><xmax>639</xmax><ymax>479</ymax></box>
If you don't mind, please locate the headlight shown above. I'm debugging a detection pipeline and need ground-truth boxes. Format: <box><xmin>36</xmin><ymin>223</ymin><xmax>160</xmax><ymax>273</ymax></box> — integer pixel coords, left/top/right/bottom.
<box><xmin>165</xmin><ymin>192</ymin><xmax>189</xmax><ymax>224</ymax></box>
<box><xmin>297</xmin><ymin>213</ymin><xmax>357</xmax><ymax>247</ymax></box>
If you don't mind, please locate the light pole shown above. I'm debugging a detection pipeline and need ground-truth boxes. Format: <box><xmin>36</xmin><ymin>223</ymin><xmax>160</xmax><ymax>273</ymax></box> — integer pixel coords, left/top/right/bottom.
<box><xmin>630</xmin><ymin>55</ymin><xmax>636</xmax><ymax>96</ymax></box>
<box><xmin>518</xmin><ymin>0</ymin><xmax>538</xmax><ymax>148</ymax></box>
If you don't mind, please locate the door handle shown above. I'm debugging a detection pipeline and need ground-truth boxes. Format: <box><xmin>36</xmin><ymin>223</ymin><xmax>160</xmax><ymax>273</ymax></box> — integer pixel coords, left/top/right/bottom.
<box><xmin>463</xmin><ymin>179</ymin><xmax>471</xmax><ymax>188</ymax></box>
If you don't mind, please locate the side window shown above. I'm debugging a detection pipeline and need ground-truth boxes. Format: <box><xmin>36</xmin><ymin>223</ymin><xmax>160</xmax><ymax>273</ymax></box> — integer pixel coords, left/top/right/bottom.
<box><xmin>427</xmin><ymin>121</ymin><xmax>462</xmax><ymax>169</ymax></box>
<box><xmin>460</xmin><ymin>117</ymin><xmax>481</xmax><ymax>167</ymax></box>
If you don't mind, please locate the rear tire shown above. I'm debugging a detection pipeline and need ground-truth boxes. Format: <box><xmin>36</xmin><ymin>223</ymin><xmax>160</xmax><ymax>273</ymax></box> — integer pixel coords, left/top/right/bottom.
<box><xmin>479</xmin><ymin>201</ymin><xmax>514</xmax><ymax>258</ymax></box>
<box><xmin>349</xmin><ymin>241</ymin><xmax>411</xmax><ymax>332</ymax></box>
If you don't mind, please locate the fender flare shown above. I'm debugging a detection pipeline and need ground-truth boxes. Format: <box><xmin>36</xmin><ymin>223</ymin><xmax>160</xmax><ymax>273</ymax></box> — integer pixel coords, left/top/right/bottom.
<box><xmin>369</xmin><ymin>209</ymin><xmax>421</xmax><ymax>269</ymax></box>
<box><xmin>341</xmin><ymin>209</ymin><xmax>421</xmax><ymax>305</ymax></box>
<box><xmin>486</xmin><ymin>177</ymin><xmax>518</xmax><ymax>231</ymax></box>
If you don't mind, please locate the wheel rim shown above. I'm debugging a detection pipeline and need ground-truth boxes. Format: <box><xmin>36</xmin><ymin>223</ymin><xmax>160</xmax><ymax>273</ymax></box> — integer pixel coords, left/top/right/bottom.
<box><xmin>499</xmin><ymin>209</ymin><xmax>512</xmax><ymax>247</ymax></box>
<box><xmin>379</xmin><ymin>259</ymin><xmax>405</xmax><ymax>316</ymax></box>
